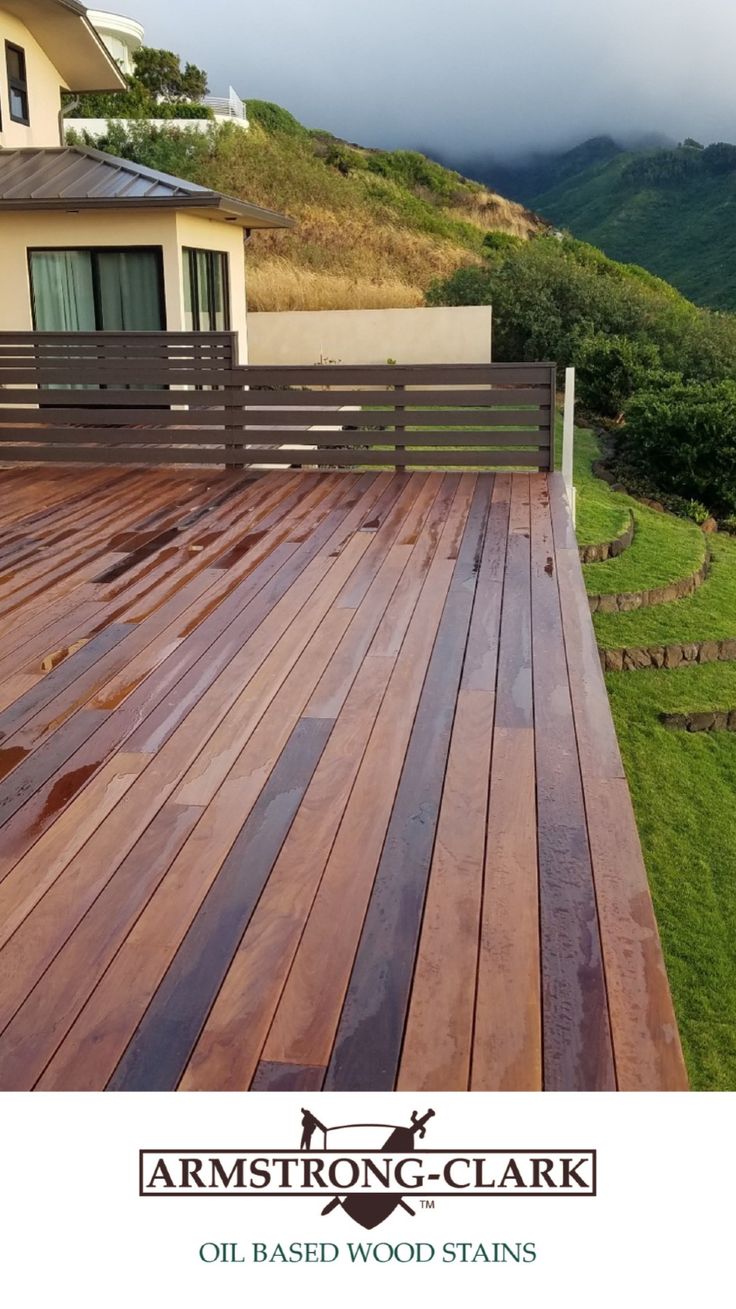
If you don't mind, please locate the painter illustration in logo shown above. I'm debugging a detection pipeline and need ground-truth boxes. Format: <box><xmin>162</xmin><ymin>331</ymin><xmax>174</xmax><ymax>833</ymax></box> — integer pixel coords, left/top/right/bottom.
<box><xmin>301</xmin><ymin>1107</ymin><xmax>435</xmax><ymax>1229</ymax></box>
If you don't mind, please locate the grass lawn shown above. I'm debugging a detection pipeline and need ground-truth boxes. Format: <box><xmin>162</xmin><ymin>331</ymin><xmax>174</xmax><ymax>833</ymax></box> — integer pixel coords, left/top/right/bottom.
<box><xmin>594</xmin><ymin>532</ymin><xmax>736</xmax><ymax>647</ymax></box>
<box><xmin>582</xmin><ymin>504</ymin><xmax>705</xmax><ymax>594</ymax></box>
<box><xmin>575</xmin><ymin>426</ymin><xmax>736</xmax><ymax>1090</ymax></box>
<box><xmin>606</xmin><ymin>664</ymin><xmax>736</xmax><ymax>1090</ymax></box>
<box><xmin>569</xmin><ymin>422</ymin><xmax>630</xmax><ymax>546</ymax></box>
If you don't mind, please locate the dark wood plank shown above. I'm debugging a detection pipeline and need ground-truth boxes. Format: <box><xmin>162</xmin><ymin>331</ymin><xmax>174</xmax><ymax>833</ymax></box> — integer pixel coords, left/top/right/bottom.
<box><xmin>251</xmin><ymin>1061</ymin><xmax>325</xmax><ymax>1091</ymax></box>
<box><xmin>0</xmin><ymin>802</ymin><xmax>201</xmax><ymax>1090</ymax></box>
<box><xmin>529</xmin><ymin>475</ymin><xmax>615</xmax><ymax>1091</ymax></box>
<box><xmin>472</xmin><ymin>475</ymin><xmax>541</xmax><ymax>1090</ymax></box>
<box><xmin>107</xmin><ymin>717</ymin><xmax>335</xmax><ymax>1091</ymax></box>
<box><xmin>324</xmin><ymin>477</ymin><xmax>492</xmax><ymax>1090</ymax></box>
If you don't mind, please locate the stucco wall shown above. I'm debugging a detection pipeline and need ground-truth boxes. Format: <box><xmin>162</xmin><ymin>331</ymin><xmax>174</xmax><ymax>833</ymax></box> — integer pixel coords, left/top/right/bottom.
<box><xmin>246</xmin><ymin>306</ymin><xmax>493</xmax><ymax>366</ymax></box>
<box><xmin>0</xmin><ymin>11</ymin><xmax>65</xmax><ymax>148</ymax></box>
<box><xmin>0</xmin><ymin>208</ymin><xmax>249</xmax><ymax>359</ymax></box>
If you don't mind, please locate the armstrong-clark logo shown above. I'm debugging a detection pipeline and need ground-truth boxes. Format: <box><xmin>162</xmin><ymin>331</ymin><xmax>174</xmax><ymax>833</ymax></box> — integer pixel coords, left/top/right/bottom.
<box><xmin>140</xmin><ymin>1108</ymin><xmax>596</xmax><ymax>1230</ymax></box>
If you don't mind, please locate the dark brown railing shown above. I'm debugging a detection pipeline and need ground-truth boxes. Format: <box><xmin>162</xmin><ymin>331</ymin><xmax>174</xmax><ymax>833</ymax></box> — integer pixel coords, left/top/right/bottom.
<box><xmin>0</xmin><ymin>337</ymin><xmax>555</xmax><ymax>471</ymax></box>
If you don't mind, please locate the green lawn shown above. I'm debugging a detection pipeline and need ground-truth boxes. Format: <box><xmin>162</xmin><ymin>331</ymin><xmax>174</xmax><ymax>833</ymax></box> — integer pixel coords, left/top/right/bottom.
<box><xmin>606</xmin><ymin>665</ymin><xmax>736</xmax><ymax>1090</ymax></box>
<box><xmin>574</xmin><ymin>426</ymin><xmax>736</xmax><ymax>1091</ymax></box>
<box><xmin>569</xmin><ymin>422</ymin><xmax>631</xmax><ymax>546</ymax></box>
<box><xmin>583</xmin><ymin>505</ymin><xmax>704</xmax><ymax>594</ymax></box>
<box><xmin>594</xmin><ymin>532</ymin><xmax>736</xmax><ymax>647</ymax></box>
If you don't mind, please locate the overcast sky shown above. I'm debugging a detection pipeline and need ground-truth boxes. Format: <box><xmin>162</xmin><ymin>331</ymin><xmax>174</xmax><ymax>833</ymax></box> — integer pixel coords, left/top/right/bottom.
<box><xmin>129</xmin><ymin>0</ymin><xmax>736</xmax><ymax>160</ymax></box>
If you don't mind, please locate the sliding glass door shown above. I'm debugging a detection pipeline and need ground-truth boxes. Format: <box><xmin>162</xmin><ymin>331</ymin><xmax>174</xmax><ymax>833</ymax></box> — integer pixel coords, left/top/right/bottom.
<box><xmin>29</xmin><ymin>248</ymin><xmax>165</xmax><ymax>331</ymax></box>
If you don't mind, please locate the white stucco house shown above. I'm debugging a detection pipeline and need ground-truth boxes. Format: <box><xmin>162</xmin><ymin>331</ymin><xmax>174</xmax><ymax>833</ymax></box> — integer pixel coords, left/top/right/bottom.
<box><xmin>0</xmin><ymin>0</ymin><xmax>292</xmax><ymax>358</ymax></box>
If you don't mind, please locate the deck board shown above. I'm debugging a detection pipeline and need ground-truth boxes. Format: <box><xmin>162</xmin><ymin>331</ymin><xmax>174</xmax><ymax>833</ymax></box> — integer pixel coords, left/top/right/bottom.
<box><xmin>0</xmin><ymin>466</ymin><xmax>688</xmax><ymax>1091</ymax></box>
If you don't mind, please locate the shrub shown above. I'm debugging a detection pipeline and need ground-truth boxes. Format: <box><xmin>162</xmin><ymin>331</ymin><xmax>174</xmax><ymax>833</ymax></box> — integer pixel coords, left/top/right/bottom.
<box><xmin>84</xmin><ymin>120</ymin><xmax>217</xmax><ymax>177</ymax></box>
<box><xmin>481</xmin><ymin>230</ymin><xmax>523</xmax><ymax>257</ymax></box>
<box><xmin>622</xmin><ymin>379</ymin><xmax>736</xmax><ymax>513</ymax></box>
<box><xmin>576</xmin><ymin>333</ymin><xmax>663</xmax><ymax>418</ymax></box>
<box><xmin>366</xmin><ymin>150</ymin><xmax>460</xmax><ymax>201</ymax></box>
<box><xmin>246</xmin><ymin>100</ymin><xmax>307</xmax><ymax>136</ymax></box>
<box><xmin>426</xmin><ymin>264</ymin><xmax>493</xmax><ymax>307</ymax></box>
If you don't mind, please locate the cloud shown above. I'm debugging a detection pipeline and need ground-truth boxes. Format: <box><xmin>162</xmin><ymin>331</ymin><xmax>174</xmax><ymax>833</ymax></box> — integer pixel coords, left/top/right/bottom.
<box><xmin>129</xmin><ymin>0</ymin><xmax>736</xmax><ymax>159</ymax></box>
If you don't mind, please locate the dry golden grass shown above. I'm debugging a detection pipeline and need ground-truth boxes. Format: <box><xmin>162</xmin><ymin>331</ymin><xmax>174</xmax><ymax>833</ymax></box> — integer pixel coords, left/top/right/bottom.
<box><xmin>201</xmin><ymin>121</ymin><xmax>541</xmax><ymax>310</ymax></box>
<box><xmin>249</xmin><ymin>206</ymin><xmax>484</xmax><ymax>310</ymax></box>
<box><xmin>246</xmin><ymin>262</ymin><xmax>423</xmax><ymax>311</ymax></box>
<box><xmin>448</xmin><ymin>191</ymin><xmax>541</xmax><ymax>238</ymax></box>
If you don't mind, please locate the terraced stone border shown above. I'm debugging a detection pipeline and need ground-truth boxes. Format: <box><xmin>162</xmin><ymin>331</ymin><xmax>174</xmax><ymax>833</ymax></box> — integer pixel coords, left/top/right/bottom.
<box><xmin>601</xmin><ymin>636</ymin><xmax>736</xmax><ymax>673</ymax></box>
<box><xmin>579</xmin><ymin>511</ymin><xmax>634</xmax><ymax>563</ymax></box>
<box><xmin>661</xmin><ymin>709</ymin><xmax>736</xmax><ymax>732</ymax></box>
<box><xmin>588</xmin><ymin>551</ymin><xmax>709</xmax><ymax>615</ymax></box>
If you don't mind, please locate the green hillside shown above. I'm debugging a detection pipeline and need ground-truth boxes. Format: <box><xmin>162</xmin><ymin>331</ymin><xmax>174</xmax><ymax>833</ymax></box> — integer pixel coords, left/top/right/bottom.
<box><xmin>72</xmin><ymin>103</ymin><xmax>544</xmax><ymax>311</ymax></box>
<box><xmin>530</xmin><ymin>140</ymin><xmax>736</xmax><ymax>310</ymax></box>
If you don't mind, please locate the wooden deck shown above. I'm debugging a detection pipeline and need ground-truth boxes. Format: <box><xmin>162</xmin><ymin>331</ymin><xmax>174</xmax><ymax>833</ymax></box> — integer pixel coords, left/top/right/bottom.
<box><xmin>0</xmin><ymin>465</ymin><xmax>688</xmax><ymax>1092</ymax></box>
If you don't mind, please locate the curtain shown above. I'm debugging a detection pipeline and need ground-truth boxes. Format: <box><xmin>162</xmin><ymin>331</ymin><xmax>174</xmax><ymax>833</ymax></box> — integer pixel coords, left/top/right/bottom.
<box><xmin>96</xmin><ymin>251</ymin><xmax>163</xmax><ymax>330</ymax></box>
<box><xmin>30</xmin><ymin>251</ymin><xmax>96</xmax><ymax>331</ymax></box>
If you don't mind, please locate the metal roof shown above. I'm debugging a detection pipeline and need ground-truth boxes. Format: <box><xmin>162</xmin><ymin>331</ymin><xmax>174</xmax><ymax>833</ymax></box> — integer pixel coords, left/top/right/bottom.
<box><xmin>0</xmin><ymin>146</ymin><xmax>294</xmax><ymax>228</ymax></box>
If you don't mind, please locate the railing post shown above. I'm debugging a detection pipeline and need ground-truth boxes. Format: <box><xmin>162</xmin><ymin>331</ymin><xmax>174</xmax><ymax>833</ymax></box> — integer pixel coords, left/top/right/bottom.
<box><xmin>394</xmin><ymin>382</ymin><xmax>405</xmax><ymax>473</ymax></box>
<box><xmin>562</xmin><ymin>365</ymin><xmax>576</xmax><ymax>526</ymax></box>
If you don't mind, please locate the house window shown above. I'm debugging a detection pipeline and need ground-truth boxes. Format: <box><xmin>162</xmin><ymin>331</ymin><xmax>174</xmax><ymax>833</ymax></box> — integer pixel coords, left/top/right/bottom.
<box><xmin>6</xmin><ymin>43</ymin><xmax>29</xmax><ymax>125</ymax></box>
<box><xmin>29</xmin><ymin>248</ymin><xmax>166</xmax><ymax>331</ymax></box>
<box><xmin>183</xmin><ymin>249</ymin><xmax>230</xmax><ymax>330</ymax></box>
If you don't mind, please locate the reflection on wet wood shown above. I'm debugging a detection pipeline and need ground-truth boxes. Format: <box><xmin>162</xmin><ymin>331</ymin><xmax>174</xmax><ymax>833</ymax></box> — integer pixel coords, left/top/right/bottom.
<box><xmin>0</xmin><ymin>467</ymin><xmax>688</xmax><ymax>1092</ymax></box>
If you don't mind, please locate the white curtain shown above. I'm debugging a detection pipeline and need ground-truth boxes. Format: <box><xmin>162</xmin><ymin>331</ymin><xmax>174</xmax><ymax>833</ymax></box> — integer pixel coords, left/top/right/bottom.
<box><xmin>30</xmin><ymin>251</ymin><xmax>96</xmax><ymax>330</ymax></box>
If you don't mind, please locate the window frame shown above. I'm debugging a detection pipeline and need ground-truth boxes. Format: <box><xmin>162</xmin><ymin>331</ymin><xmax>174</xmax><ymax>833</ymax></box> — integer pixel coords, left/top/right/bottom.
<box><xmin>5</xmin><ymin>41</ymin><xmax>30</xmax><ymax>126</ymax></box>
<box><xmin>183</xmin><ymin>247</ymin><xmax>231</xmax><ymax>331</ymax></box>
<box><xmin>27</xmin><ymin>245</ymin><xmax>167</xmax><ymax>331</ymax></box>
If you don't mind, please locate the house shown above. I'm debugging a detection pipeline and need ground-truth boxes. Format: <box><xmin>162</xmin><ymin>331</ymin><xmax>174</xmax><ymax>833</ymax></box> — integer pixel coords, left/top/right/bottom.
<box><xmin>68</xmin><ymin>9</ymin><xmax>250</xmax><ymax>133</ymax></box>
<box><xmin>0</xmin><ymin>1</ymin><xmax>291</xmax><ymax>357</ymax></box>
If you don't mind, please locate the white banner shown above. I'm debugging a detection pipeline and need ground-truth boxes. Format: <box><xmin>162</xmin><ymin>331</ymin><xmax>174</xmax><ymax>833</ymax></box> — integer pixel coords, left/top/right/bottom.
<box><xmin>2</xmin><ymin>1091</ymin><xmax>731</xmax><ymax>1307</ymax></box>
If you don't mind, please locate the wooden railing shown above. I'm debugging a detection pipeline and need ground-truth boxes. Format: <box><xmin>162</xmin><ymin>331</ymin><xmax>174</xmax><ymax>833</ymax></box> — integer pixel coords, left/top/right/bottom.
<box><xmin>0</xmin><ymin>344</ymin><xmax>556</xmax><ymax>471</ymax></box>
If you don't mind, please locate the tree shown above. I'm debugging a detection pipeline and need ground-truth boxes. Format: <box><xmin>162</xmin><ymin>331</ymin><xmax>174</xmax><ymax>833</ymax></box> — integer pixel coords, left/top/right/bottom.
<box><xmin>132</xmin><ymin>47</ymin><xmax>208</xmax><ymax>102</ymax></box>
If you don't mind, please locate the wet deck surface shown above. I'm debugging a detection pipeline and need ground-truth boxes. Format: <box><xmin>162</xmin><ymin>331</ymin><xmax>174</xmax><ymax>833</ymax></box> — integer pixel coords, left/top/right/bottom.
<box><xmin>0</xmin><ymin>466</ymin><xmax>687</xmax><ymax>1091</ymax></box>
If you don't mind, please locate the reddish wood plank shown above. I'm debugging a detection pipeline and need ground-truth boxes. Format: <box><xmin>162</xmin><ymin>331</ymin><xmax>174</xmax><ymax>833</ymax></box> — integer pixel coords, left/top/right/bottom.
<box><xmin>530</xmin><ymin>474</ymin><xmax>615</xmax><ymax>1091</ymax></box>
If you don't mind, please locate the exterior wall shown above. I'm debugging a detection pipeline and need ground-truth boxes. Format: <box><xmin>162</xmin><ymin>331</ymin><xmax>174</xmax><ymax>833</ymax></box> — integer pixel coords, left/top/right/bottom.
<box><xmin>0</xmin><ymin>208</ymin><xmax>249</xmax><ymax>360</ymax></box>
<box><xmin>0</xmin><ymin>10</ymin><xmax>66</xmax><ymax>148</ymax></box>
<box><xmin>247</xmin><ymin>305</ymin><xmax>493</xmax><ymax>367</ymax></box>
<box><xmin>174</xmin><ymin>212</ymin><xmax>248</xmax><ymax>361</ymax></box>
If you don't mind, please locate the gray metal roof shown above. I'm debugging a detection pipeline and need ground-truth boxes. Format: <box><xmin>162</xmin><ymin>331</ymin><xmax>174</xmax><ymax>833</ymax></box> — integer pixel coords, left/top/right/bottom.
<box><xmin>0</xmin><ymin>146</ymin><xmax>294</xmax><ymax>228</ymax></box>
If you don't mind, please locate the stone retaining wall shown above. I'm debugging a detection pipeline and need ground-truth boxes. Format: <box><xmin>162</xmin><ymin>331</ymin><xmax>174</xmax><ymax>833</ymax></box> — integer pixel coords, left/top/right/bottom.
<box><xmin>601</xmin><ymin>636</ymin><xmax>736</xmax><ymax>672</ymax></box>
<box><xmin>588</xmin><ymin>552</ymin><xmax>709</xmax><ymax>614</ymax></box>
<box><xmin>579</xmin><ymin>511</ymin><xmax>634</xmax><ymax>564</ymax></box>
<box><xmin>661</xmin><ymin>709</ymin><xmax>736</xmax><ymax>731</ymax></box>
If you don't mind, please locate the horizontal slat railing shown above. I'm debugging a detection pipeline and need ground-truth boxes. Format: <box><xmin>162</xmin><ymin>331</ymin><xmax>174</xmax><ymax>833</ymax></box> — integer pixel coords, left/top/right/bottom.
<box><xmin>0</xmin><ymin>346</ymin><xmax>556</xmax><ymax>471</ymax></box>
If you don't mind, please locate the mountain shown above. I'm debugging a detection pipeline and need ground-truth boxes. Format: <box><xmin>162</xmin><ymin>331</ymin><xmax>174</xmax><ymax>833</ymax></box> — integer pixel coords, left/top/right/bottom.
<box><xmin>519</xmin><ymin>138</ymin><xmax>736</xmax><ymax>311</ymax></box>
<box><xmin>83</xmin><ymin>103</ymin><xmax>545</xmax><ymax>311</ymax></box>
<box><xmin>458</xmin><ymin>135</ymin><xmax>626</xmax><ymax>206</ymax></box>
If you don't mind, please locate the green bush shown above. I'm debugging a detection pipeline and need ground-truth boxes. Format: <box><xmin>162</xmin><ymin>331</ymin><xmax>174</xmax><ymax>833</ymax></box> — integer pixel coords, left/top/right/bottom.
<box><xmin>481</xmin><ymin>230</ymin><xmax>523</xmax><ymax>257</ymax></box>
<box><xmin>246</xmin><ymin>100</ymin><xmax>307</xmax><ymax>136</ymax></box>
<box><xmin>577</xmin><ymin>333</ymin><xmax>662</xmax><ymax>418</ymax></box>
<box><xmin>82</xmin><ymin>120</ymin><xmax>218</xmax><ymax>176</ymax></box>
<box><xmin>425</xmin><ymin>234</ymin><xmax>736</xmax><ymax>384</ymax></box>
<box><xmin>366</xmin><ymin>150</ymin><xmax>460</xmax><ymax>200</ymax></box>
<box><xmin>622</xmin><ymin>379</ymin><xmax>736</xmax><ymax>513</ymax></box>
<box><xmin>155</xmin><ymin>102</ymin><xmax>212</xmax><ymax>120</ymax></box>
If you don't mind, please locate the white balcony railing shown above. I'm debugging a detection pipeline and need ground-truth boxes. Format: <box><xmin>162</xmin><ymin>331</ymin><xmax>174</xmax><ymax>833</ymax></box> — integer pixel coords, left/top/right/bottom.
<box><xmin>202</xmin><ymin>87</ymin><xmax>246</xmax><ymax>121</ymax></box>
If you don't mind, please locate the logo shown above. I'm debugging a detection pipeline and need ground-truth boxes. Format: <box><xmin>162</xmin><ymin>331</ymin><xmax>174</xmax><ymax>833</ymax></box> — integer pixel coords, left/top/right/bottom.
<box><xmin>140</xmin><ymin>1108</ymin><xmax>596</xmax><ymax>1230</ymax></box>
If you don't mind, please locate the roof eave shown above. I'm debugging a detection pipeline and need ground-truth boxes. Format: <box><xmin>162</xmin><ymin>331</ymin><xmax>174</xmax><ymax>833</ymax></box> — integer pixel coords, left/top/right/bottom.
<box><xmin>3</xmin><ymin>1</ymin><xmax>126</xmax><ymax>92</ymax></box>
<box><xmin>0</xmin><ymin>195</ymin><xmax>295</xmax><ymax>229</ymax></box>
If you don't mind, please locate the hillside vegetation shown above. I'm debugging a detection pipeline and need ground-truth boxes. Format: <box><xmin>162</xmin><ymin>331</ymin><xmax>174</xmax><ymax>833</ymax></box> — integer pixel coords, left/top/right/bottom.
<box><xmin>524</xmin><ymin>138</ymin><xmax>736</xmax><ymax>311</ymax></box>
<box><xmin>82</xmin><ymin>104</ymin><xmax>543</xmax><ymax>310</ymax></box>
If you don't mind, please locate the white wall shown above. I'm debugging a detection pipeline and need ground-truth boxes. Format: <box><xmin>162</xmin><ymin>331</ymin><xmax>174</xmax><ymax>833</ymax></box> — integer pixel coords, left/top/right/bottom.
<box><xmin>0</xmin><ymin>10</ymin><xmax>65</xmax><ymax>148</ymax></box>
<box><xmin>247</xmin><ymin>306</ymin><xmax>493</xmax><ymax>366</ymax></box>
